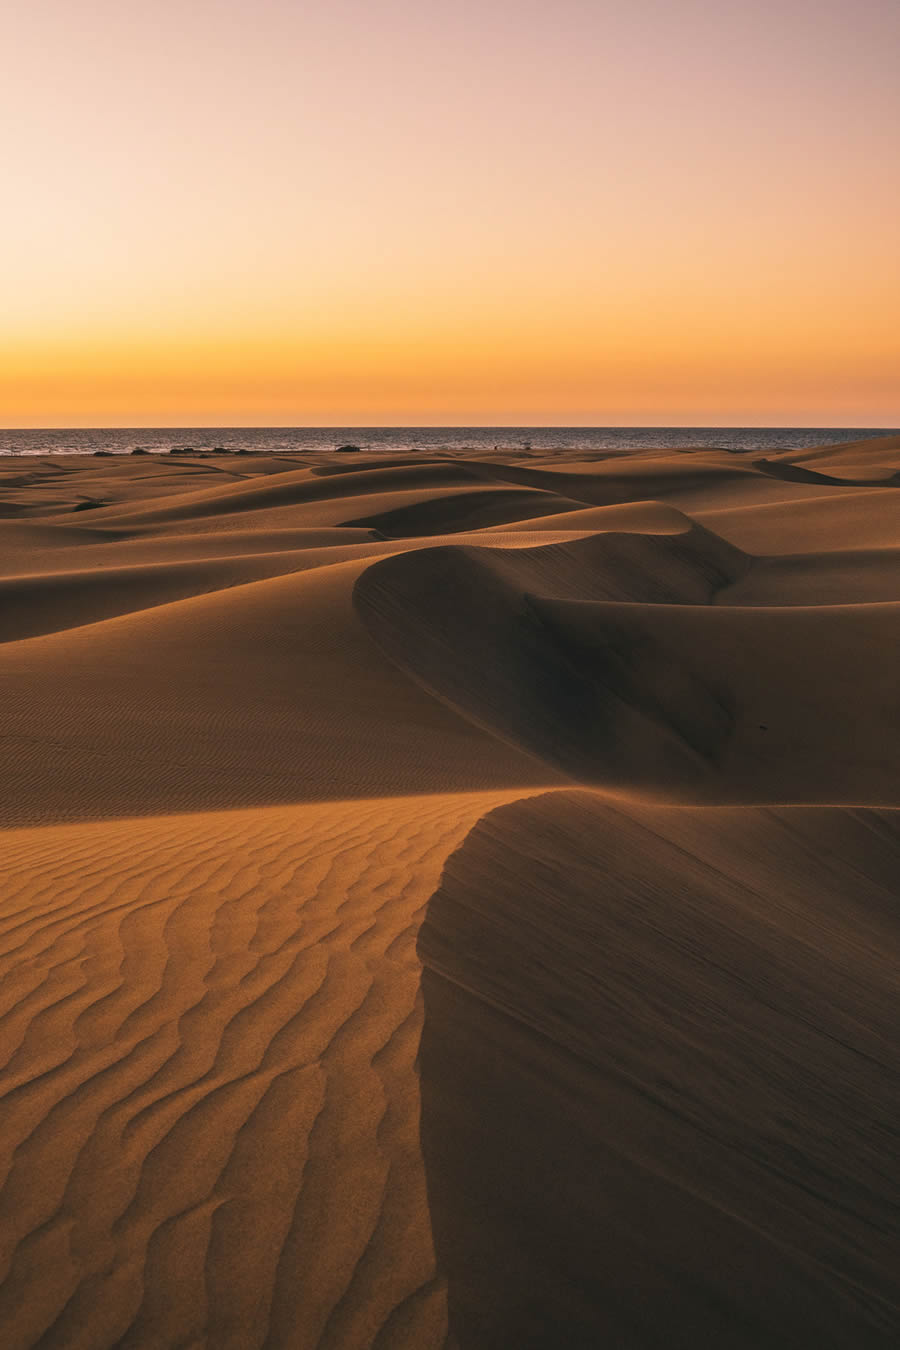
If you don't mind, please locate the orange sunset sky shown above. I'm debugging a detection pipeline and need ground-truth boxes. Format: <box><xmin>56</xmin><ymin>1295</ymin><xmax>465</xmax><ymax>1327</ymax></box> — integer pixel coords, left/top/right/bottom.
<box><xmin>3</xmin><ymin>0</ymin><xmax>899</xmax><ymax>427</ymax></box>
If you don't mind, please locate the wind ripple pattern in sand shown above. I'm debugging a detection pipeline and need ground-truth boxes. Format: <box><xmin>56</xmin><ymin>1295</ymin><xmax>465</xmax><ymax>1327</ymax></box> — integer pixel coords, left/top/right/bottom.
<box><xmin>1</xmin><ymin>440</ymin><xmax>898</xmax><ymax>1348</ymax></box>
<box><xmin>0</xmin><ymin>795</ymin><xmax>500</xmax><ymax>1350</ymax></box>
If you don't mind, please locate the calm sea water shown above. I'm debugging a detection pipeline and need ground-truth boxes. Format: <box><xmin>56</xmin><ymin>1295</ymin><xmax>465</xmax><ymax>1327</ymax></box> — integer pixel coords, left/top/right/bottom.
<box><xmin>0</xmin><ymin>427</ymin><xmax>894</xmax><ymax>457</ymax></box>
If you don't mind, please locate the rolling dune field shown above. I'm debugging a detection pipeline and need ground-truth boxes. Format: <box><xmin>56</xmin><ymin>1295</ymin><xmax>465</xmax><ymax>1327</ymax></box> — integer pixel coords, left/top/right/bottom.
<box><xmin>0</xmin><ymin>437</ymin><xmax>897</xmax><ymax>1347</ymax></box>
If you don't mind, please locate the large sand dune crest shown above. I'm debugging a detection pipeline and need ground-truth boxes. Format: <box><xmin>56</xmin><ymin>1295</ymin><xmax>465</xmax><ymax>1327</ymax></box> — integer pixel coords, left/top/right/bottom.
<box><xmin>0</xmin><ymin>439</ymin><xmax>897</xmax><ymax>1346</ymax></box>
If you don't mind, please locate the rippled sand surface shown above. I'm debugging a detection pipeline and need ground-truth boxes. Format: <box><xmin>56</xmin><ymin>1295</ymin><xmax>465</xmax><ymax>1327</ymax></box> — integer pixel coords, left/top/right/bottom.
<box><xmin>0</xmin><ymin>437</ymin><xmax>897</xmax><ymax>1347</ymax></box>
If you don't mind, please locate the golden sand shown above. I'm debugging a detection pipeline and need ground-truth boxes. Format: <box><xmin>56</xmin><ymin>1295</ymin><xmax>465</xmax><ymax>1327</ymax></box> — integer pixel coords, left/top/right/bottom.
<box><xmin>0</xmin><ymin>438</ymin><xmax>897</xmax><ymax>1347</ymax></box>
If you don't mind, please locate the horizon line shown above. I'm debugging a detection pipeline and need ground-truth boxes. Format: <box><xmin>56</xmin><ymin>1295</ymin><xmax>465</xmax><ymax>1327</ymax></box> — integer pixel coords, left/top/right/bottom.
<box><xmin>2</xmin><ymin>422</ymin><xmax>898</xmax><ymax>434</ymax></box>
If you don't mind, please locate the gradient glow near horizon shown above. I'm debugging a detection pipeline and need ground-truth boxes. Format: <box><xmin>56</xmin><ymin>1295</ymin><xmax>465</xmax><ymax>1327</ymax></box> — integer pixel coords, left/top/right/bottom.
<box><xmin>3</xmin><ymin>0</ymin><xmax>899</xmax><ymax>427</ymax></box>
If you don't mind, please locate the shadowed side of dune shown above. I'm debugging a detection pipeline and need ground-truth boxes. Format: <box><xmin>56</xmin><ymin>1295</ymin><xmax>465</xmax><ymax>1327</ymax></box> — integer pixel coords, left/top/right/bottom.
<box><xmin>64</xmin><ymin>461</ymin><xmax>491</xmax><ymax>527</ymax></box>
<box><xmin>459</xmin><ymin>455</ymin><xmax>758</xmax><ymax>505</ymax></box>
<box><xmin>754</xmin><ymin>458</ymin><xmax>900</xmax><ymax>488</ymax></box>
<box><xmin>354</xmin><ymin>526</ymin><xmax>748</xmax><ymax>794</ymax></box>
<box><xmin>355</xmin><ymin>525</ymin><xmax>900</xmax><ymax>804</ymax></box>
<box><xmin>717</xmin><ymin>545</ymin><xmax>900</xmax><ymax>604</ymax></box>
<box><xmin>344</xmin><ymin>486</ymin><xmax>588</xmax><ymax>537</ymax></box>
<box><xmin>417</xmin><ymin>791</ymin><xmax>900</xmax><ymax>1349</ymax></box>
<box><xmin>761</xmin><ymin>433</ymin><xmax>900</xmax><ymax>473</ymax></box>
<box><xmin>538</xmin><ymin>597</ymin><xmax>900</xmax><ymax>803</ymax></box>
<box><xmin>310</xmin><ymin>456</ymin><xmax>451</xmax><ymax>475</ymax></box>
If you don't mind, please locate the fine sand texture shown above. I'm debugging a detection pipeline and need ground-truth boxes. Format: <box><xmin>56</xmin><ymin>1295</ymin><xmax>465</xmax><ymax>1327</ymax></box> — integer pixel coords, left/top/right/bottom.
<box><xmin>0</xmin><ymin>436</ymin><xmax>897</xmax><ymax>1347</ymax></box>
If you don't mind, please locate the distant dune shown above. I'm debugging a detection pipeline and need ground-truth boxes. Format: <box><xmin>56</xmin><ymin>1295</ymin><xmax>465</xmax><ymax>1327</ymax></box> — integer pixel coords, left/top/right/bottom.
<box><xmin>0</xmin><ymin>436</ymin><xmax>897</xmax><ymax>1347</ymax></box>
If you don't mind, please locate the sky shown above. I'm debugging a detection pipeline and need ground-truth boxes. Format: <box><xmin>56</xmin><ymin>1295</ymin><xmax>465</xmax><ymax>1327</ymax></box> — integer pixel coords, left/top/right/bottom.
<box><xmin>2</xmin><ymin>0</ymin><xmax>898</xmax><ymax>427</ymax></box>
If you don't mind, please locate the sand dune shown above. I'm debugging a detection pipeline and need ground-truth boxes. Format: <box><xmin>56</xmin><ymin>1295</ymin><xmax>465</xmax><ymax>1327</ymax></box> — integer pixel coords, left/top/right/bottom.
<box><xmin>699</xmin><ymin>486</ymin><xmax>900</xmax><ymax>552</ymax></box>
<box><xmin>0</xmin><ymin>792</ymin><xmax>518</xmax><ymax>1349</ymax></box>
<box><xmin>419</xmin><ymin>791</ymin><xmax>900</xmax><ymax>1348</ymax></box>
<box><xmin>0</xmin><ymin>439</ymin><xmax>897</xmax><ymax>1347</ymax></box>
<box><xmin>761</xmin><ymin>431</ymin><xmax>900</xmax><ymax>473</ymax></box>
<box><xmin>357</xmin><ymin>527</ymin><xmax>898</xmax><ymax>801</ymax></box>
<box><xmin>355</xmin><ymin>524</ymin><xmax>746</xmax><ymax>793</ymax></box>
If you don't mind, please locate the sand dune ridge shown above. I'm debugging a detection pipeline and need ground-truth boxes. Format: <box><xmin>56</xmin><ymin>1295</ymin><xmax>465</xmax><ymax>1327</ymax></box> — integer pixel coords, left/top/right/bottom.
<box><xmin>0</xmin><ymin>437</ymin><xmax>897</xmax><ymax>1347</ymax></box>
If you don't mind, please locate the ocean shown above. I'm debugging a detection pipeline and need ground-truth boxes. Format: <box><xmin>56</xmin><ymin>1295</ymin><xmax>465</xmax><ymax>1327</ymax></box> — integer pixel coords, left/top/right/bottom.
<box><xmin>0</xmin><ymin>427</ymin><xmax>894</xmax><ymax>457</ymax></box>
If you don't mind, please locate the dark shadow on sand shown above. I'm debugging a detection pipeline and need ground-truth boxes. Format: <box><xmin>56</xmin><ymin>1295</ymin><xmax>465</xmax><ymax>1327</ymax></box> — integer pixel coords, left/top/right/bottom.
<box><xmin>417</xmin><ymin>791</ymin><xmax>900</xmax><ymax>1349</ymax></box>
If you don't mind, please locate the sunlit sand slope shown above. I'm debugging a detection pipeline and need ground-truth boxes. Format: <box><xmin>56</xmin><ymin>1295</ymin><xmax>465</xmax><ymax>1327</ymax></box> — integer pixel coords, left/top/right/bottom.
<box><xmin>0</xmin><ymin>793</ymin><xmax>515</xmax><ymax>1350</ymax></box>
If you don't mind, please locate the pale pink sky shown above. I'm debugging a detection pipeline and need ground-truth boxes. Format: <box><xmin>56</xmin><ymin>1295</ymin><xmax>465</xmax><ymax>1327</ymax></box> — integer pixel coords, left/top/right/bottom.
<box><xmin>2</xmin><ymin>0</ymin><xmax>898</xmax><ymax>425</ymax></box>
